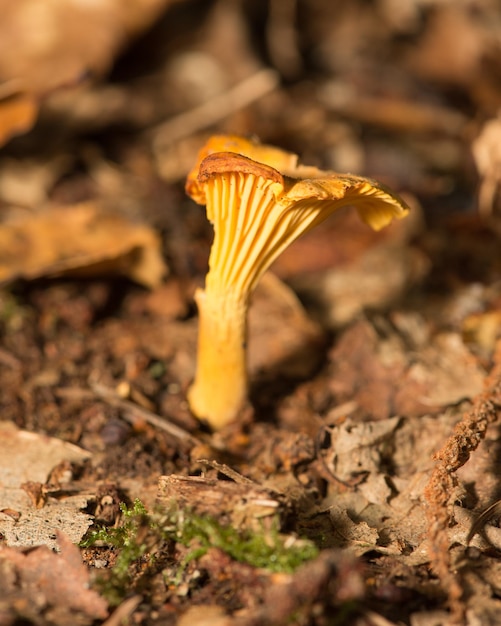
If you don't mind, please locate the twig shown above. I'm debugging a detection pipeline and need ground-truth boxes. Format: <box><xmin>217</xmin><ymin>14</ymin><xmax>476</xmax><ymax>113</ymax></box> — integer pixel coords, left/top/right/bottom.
<box><xmin>152</xmin><ymin>68</ymin><xmax>279</xmax><ymax>150</ymax></box>
<box><xmin>466</xmin><ymin>498</ymin><xmax>501</xmax><ymax>545</ymax></box>
<box><xmin>319</xmin><ymin>84</ymin><xmax>466</xmax><ymax>136</ymax></box>
<box><xmin>56</xmin><ymin>384</ymin><xmax>202</xmax><ymax>447</ymax></box>
<box><xmin>90</xmin><ymin>382</ymin><xmax>202</xmax><ymax>446</ymax></box>
<box><xmin>423</xmin><ymin>339</ymin><xmax>501</xmax><ymax>622</ymax></box>
<box><xmin>196</xmin><ymin>458</ymin><xmax>256</xmax><ymax>485</ymax></box>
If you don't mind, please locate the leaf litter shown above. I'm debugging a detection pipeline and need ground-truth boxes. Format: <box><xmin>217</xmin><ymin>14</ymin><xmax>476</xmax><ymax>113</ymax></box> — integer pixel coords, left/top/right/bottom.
<box><xmin>0</xmin><ymin>422</ymin><xmax>93</xmax><ymax>549</ymax></box>
<box><xmin>1</xmin><ymin>1</ymin><xmax>501</xmax><ymax>625</ymax></box>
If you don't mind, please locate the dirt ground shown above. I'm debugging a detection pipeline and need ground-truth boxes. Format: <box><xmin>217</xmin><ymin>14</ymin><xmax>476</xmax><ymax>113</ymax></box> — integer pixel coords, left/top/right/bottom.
<box><xmin>1</xmin><ymin>1</ymin><xmax>501</xmax><ymax>625</ymax></box>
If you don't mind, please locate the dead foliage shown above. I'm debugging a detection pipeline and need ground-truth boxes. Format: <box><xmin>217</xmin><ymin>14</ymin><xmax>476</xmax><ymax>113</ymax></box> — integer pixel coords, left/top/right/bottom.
<box><xmin>424</xmin><ymin>340</ymin><xmax>501</xmax><ymax>622</ymax></box>
<box><xmin>1</xmin><ymin>0</ymin><xmax>501</xmax><ymax>625</ymax></box>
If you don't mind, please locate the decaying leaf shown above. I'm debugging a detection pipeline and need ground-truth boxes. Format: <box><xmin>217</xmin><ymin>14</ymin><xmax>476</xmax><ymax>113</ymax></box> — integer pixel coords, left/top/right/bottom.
<box><xmin>328</xmin><ymin>504</ymin><xmax>380</xmax><ymax>556</ymax></box>
<box><xmin>405</xmin><ymin>6</ymin><xmax>488</xmax><ymax>88</ymax></box>
<box><xmin>248</xmin><ymin>272</ymin><xmax>325</xmax><ymax>379</ymax></box>
<box><xmin>328</xmin><ymin>318</ymin><xmax>485</xmax><ymax>420</ymax></box>
<box><xmin>0</xmin><ymin>422</ymin><xmax>94</xmax><ymax>548</ymax></box>
<box><xmin>0</xmin><ymin>532</ymin><xmax>108</xmax><ymax>621</ymax></box>
<box><xmin>102</xmin><ymin>271</ymin><xmax>325</xmax><ymax>391</ymax></box>
<box><xmin>291</xmin><ymin>243</ymin><xmax>429</xmax><ymax>328</ymax></box>
<box><xmin>463</xmin><ymin>309</ymin><xmax>501</xmax><ymax>353</ymax></box>
<box><xmin>0</xmin><ymin>495</ymin><xmax>95</xmax><ymax>550</ymax></box>
<box><xmin>0</xmin><ymin>421</ymin><xmax>91</xmax><ymax>487</ymax></box>
<box><xmin>0</xmin><ymin>203</ymin><xmax>167</xmax><ymax>288</ymax></box>
<box><xmin>0</xmin><ymin>154</ymin><xmax>70</xmax><ymax>207</ymax></box>
<box><xmin>0</xmin><ymin>0</ymin><xmax>178</xmax><ymax>146</ymax></box>
<box><xmin>424</xmin><ymin>341</ymin><xmax>501</xmax><ymax>622</ymax></box>
<box><xmin>320</xmin><ymin>416</ymin><xmax>401</xmax><ymax>484</ymax></box>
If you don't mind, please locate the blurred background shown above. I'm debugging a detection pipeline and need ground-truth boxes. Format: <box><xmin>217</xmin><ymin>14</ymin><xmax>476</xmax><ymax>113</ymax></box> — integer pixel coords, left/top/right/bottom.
<box><xmin>2</xmin><ymin>0</ymin><xmax>501</xmax><ymax>202</ymax></box>
<box><xmin>1</xmin><ymin>0</ymin><xmax>501</xmax><ymax>317</ymax></box>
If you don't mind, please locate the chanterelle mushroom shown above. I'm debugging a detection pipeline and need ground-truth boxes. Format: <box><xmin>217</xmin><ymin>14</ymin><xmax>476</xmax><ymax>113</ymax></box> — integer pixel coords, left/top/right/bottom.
<box><xmin>186</xmin><ymin>135</ymin><xmax>409</xmax><ymax>429</ymax></box>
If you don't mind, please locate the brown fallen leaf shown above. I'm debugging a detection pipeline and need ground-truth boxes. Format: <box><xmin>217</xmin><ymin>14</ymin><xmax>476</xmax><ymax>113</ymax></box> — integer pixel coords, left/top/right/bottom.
<box><xmin>0</xmin><ymin>0</ymin><xmax>178</xmax><ymax>146</ymax></box>
<box><xmin>0</xmin><ymin>421</ymin><xmax>91</xmax><ymax>487</ymax></box>
<box><xmin>272</xmin><ymin>205</ymin><xmax>419</xmax><ymax>280</ymax></box>
<box><xmin>321</xmin><ymin>416</ymin><xmax>401</xmax><ymax>484</ymax></box>
<box><xmin>0</xmin><ymin>532</ymin><xmax>108</xmax><ymax>621</ymax></box>
<box><xmin>177</xmin><ymin>605</ymin><xmax>232</xmax><ymax>626</ymax></box>
<box><xmin>0</xmin><ymin>422</ymin><xmax>94</xmax><ymax>548</ymax></box>
<box><xmin>463</xmin><ymin>309</ymin><xmax>501</xmax><ymax>353</ymax></box>
<box><xmin>328</xmin><ymin>318</ymin><xmax>485</xmax><ymax>420</ymax></box>
<box><xmin>248</xmin><ymin>272</ymin><xmax>325</xmax><ymax>379</ymax></box>
<box><xmin>0</xmin><ymin>203</ymin><xmax>167</xmax><ymax>288</ymax></box>
<box><xmin>405</xmin><ymin>6</ymin><xmax>487</xmax><ymax>88</ymax></box>
<box><xmin>291</xmin><ymin>243</ymin><xmax>429</xmax><ymax>329</ymax></box>
<box><xmin>0</xmin><ymin>154</ymin><xmax>71</xmax><ymax>207</ymax></box>
<box><xmin>94</xmin><ymin>271</ymin><xmax>323</xmax><ymax>392</ymax></box>
<box><xmin>424</xmin><ymin>339</ymin><xmax>501</xmax><ymax>622</ymax></box>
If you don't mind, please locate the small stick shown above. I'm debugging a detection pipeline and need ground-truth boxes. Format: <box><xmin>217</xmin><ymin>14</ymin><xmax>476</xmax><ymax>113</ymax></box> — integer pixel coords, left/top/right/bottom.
<box><xmin>466</xmin><ymin>499</ymin><xmax>501</xmax><ymax>545</ymax></box>
<box><xmin>196</xmin><ymin>458</ymin><xmax>256</xmax><ymax>485</ymax></box>
<box><xmin>152</xmin><ymin>68</ymin><xmax>279</xmax><ymax>150</ymax></box>
<box><xmin>90</xmin><ymin>382</ymin><xmax>201</xmax><ymax>446</ymax></box>
<box><xmin>56</xmin><ymin>384</ymin><xmax>201</xmax><ymax>446</ymax></box>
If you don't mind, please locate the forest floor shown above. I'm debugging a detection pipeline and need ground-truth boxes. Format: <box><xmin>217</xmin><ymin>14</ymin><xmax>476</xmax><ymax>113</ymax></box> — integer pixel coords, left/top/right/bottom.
<box><xmin>1</xmin><ymin>1</ymin><xmax>501</xmax><ymax>625</ymax></box>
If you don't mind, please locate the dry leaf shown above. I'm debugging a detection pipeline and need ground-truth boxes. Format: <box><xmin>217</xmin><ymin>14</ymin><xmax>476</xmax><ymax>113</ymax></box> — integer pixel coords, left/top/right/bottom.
<box><xmin>0</xmin><ymin>422</ymin><xmax>91</xmax><ymax>487</ymax></box>
<box><xmin>0</xmin><ymin>494</ymin><xmax>94</xmax><ymax>549</ymax></box>
<box><xmin>328</xmin><ymin>319</ymin><xmax>485</xmax><ymax>419</ymax></box>
<box><xmin>291</xmin><ymin>243</ymin><xmax>429</xmax><ymax>329</ymax></box>
<box><xmin>248</xmin><ymin>272</ymin><xmax>325</xmax><ymax>379</ymax></box>
<box><xmin>111</xmin><ymin>271</ymin><xmax>324</xmax><ymax>388</ymax></box>
<box><xmin>0</xmin><ymin>203</ymin><xmax>167</xmax><ymax>288</ymax></box>
<box><xmin>0</xmin><ymin>0</ymin><xmax>178</xmax><ymax>147</ymax></box>
<box><xmin>0</xmin><ymin>532</ymin><xmax>108</xmax><ymax>620</ymax></box>
<box><xmin>463</xmin><ymin>309</ymin><xmax>501</xmax><ymax>352</ymax></box>
<box><xmin>0</xmin><ymin>422</ymin><xmax>93</xmax><ymax>548</ymax></box>
<box><xmin>401</xmin><ymin>333</ymin><xmax>486</xmax><ymax>408</ymax></box>
<box><xmin>0</xmin><ymin>155</ymin><xmax>70</xmax><ymax>207</ymax></box>
<box><xmin>321</xmin><ymin>416</ymin><xmax>401</xmax><ymax>484</ymax></box>
<box><xmin>177</xmin><ymin>605</ymin><xmax>231</xmax><ymax>626</ymax></box>
<box><xmin>405</xmin><ymin>6</ymin><xmax>487</xmax><ymax>87</ymax></box>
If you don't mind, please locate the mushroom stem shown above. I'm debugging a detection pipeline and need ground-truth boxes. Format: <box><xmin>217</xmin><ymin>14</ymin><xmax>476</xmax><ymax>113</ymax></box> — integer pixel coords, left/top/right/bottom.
<box><xmin>188</xmin><ymin>287</ymin><xmax>249</xmax><ymax>428</ymax></box>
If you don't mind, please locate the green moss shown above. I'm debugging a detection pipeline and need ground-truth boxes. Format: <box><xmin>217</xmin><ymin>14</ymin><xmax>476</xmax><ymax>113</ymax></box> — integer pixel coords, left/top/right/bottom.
<box><xmin>82</xmin><ymin>499</ymin><xmax>151</xmax><ymax>605</ymax></box>
<box><xmin>82</xmin><ymin>498</ymin><xmax>318</xmax><ymax>605</ymax></box>
<box><xmin>168</xmin><ymin>507</ymin><xmax>318</xmax><ymax>573</ymax></box>
<box><xmin>81</xmin><ymin>499</ymin><xmax>148</xmax><ymax>549</ymax></box>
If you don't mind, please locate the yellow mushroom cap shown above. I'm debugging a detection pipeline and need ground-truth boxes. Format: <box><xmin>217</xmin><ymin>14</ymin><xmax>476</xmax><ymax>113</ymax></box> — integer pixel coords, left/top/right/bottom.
<box><xmin>185</xmin><ymin>135</ymin><xmax>298</xmax><ymax>204</ymax></box>
<box><xmin>279</xmin><ymin>170</ymin><xmax>410</xmax><ymax>231</ymax></box>
<box><xmin>187</xmin><ymin>142</ymin><xmax>409</xmax><ymax>296</ymax></box>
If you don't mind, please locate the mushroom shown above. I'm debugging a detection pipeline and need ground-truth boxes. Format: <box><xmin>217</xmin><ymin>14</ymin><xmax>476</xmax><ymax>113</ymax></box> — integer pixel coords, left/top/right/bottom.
<box><xmin>186</xmin><ymin>135</ymin><xmax>409</xmax><ymax>429</ymax></box>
